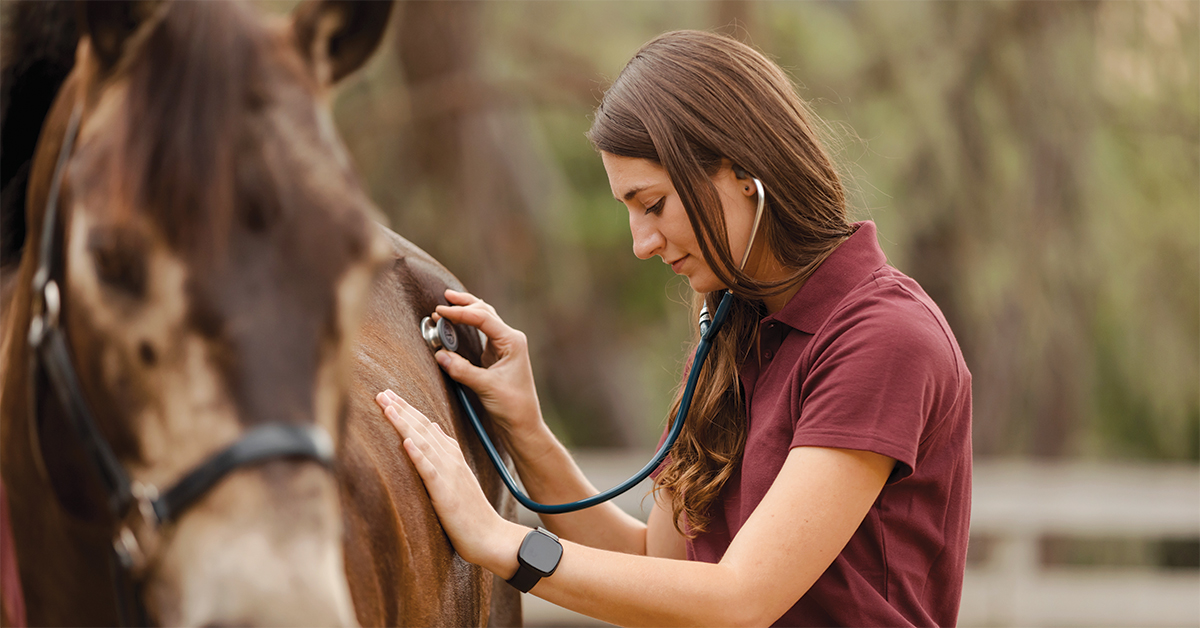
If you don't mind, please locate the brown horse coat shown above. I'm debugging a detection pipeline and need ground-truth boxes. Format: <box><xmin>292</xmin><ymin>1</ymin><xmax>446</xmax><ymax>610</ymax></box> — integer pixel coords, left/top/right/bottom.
<box><xmin>340</xmin><ymin>229</ymin><xmax>521</xmax><ymax>627</ymax></box>
<box><xmin>0</xmin><ymin>1</ymin><xmax>520</xmax><ymax>625</ymax></box>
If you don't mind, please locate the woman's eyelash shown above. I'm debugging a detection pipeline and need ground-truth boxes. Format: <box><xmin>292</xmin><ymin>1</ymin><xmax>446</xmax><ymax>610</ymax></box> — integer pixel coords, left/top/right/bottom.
<box><xmin>645</xmin><ymin>198</ymin><xmax>665</xmax><ymax>215</ymax></box>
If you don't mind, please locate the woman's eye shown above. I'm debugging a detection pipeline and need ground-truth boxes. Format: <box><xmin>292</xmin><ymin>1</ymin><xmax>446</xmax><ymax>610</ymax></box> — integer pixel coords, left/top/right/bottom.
<box><xmin>644</xmin><ymin>198</ymin><xmax>665</xmax><ymax>215</ymax></box>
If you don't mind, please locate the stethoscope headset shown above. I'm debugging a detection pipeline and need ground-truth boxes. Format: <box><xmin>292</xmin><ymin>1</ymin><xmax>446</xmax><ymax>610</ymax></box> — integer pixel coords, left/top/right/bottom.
<box><xmin>422</xmin><ymin>171</ymin><xmax>765</xmax><ymax>514</ymax></box>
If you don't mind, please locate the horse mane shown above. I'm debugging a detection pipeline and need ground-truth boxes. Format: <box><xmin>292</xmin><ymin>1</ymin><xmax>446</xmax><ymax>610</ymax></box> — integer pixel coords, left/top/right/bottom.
<box><xmin>0</xmin><ymin>0</ymin><xmax>79</xmax><ymax>266</ymax></box>
<box><xmin>1</xmin><ymin>1</ymin><xmax>264</xmax><ymax>263</ymax></box>
<box><xmin>113</xmin><ymin>1</ymin><xmax>265</xmax><ymax>257</ymax></box>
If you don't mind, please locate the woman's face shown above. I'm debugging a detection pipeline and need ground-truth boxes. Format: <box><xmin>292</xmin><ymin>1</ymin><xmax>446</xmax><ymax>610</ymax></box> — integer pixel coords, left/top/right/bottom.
<box><xmin>602</xmin><ymin>152</ymin><xmax>762</xmax><ymax>294</ymax></box>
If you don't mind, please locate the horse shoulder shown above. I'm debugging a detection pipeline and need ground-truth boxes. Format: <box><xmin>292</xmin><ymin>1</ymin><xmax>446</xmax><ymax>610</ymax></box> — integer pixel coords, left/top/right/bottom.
<box><xmin>339</xmin><ymin>223</ymin><xmax>520</xmax><ymax>627</ymax></box>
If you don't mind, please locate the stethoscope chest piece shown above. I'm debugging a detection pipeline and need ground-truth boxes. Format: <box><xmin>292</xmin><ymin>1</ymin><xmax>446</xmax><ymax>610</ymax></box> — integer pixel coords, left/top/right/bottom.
<box><xmin>420</xmin><ymin>316</ymin><xmax>459</xmax><ymax>353</ymax></box>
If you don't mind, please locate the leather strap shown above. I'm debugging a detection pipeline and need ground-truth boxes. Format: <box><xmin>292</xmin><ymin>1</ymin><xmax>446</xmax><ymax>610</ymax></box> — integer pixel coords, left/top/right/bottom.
<box><xmin>153</xmin><ymin>424</ymin><xmax>333</xmax><ymax>524</ymax></box>
<box><xmin>38</xmin><ymin>327</ymin><xmax>134</xmax><ymax>516</ymax></box>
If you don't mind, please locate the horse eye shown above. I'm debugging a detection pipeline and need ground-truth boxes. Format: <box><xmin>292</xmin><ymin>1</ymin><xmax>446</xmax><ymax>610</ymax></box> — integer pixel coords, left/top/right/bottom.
<box><xmin>87</xmin><ymin>228</ymin><xmax>148</xmax><ymax>299</ymax></box>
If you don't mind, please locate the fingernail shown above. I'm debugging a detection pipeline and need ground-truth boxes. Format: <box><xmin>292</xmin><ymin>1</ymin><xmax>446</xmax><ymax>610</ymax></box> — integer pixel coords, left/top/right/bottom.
<box><xmin>386</xmin><ymin>389</ymin><xmax>401</xmax><ymax>402</ymax></box>
<box><xmin>435</xmin><ymin>351</ymin><xmax>449</xmax><ymax>366</ymax></box>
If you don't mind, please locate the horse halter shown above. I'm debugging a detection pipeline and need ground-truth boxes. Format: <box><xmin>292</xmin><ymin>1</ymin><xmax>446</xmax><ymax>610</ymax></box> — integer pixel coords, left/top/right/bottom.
<box><xmin>26</xmin><ymin>102</ymin><xmax>337</xmax><ymax>625</ymax></box>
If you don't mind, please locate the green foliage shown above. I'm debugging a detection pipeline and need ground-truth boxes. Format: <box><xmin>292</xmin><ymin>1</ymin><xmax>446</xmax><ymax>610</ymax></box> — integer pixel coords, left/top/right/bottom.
<box><xmin>335</xmin><ymin>0</ymin><xmax>1199</xmax><ymax>458</ymax></box>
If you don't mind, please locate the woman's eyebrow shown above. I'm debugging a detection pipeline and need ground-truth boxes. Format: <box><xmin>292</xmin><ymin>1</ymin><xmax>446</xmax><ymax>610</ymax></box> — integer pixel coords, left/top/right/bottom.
<box><xmin>617</xmin><ymin>185</ymin><xmax>650</xmax><ymax>202</ymax></box>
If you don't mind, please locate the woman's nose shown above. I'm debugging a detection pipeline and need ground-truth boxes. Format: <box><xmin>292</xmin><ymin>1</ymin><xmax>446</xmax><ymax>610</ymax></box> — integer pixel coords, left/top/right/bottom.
<box><xmin>629</xmin><ymin>216</ymin><xmax>665</xmax><ymax>260</ymax></box>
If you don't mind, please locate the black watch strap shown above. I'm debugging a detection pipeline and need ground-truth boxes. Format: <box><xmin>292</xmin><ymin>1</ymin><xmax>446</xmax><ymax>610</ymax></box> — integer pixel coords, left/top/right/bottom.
<box><xmin>506</xmin><ymin>563</ymin><xmax>543</xmax><ymax>594</ymax></box>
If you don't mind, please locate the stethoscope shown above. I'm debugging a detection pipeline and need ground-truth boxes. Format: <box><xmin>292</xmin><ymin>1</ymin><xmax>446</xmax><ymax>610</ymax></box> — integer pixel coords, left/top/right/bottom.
<box><xmin>422</xmin><ymin>177</ymin><xmax>765</xmax><ymax>514</ymax></box>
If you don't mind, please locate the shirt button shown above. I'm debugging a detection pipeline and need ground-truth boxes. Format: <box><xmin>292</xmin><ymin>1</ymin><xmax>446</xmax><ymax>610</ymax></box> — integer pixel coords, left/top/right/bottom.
<box><xmin>764</xmin><ymin>351</ymin><xmax>773</xmax><ymax>360</ymax></box>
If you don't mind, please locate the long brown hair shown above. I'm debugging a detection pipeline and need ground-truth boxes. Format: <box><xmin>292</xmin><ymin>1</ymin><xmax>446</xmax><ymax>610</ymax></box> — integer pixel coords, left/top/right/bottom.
<box><xmin>587</xmin><ymin>30</ymin><xmax>855</xmax><ymax>535</ymax></box>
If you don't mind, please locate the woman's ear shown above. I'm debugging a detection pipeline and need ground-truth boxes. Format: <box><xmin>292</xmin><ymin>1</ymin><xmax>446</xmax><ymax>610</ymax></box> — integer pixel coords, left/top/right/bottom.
<box><xmin>292</xmin><ymin>0</ymin><xmax>394</xmax><ymax>88</ymax></box>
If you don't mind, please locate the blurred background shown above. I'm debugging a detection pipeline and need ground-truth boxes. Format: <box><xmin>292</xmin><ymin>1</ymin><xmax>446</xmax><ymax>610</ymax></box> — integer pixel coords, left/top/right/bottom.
<box><xmin>326</xmin><ymin>1</ymin><xmax>1198</xmax><ymax>625</ymax></box>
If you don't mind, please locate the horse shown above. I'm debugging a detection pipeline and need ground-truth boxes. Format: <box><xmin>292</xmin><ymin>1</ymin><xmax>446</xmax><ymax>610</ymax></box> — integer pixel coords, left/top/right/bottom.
<box><xmin>0</xmin><ymin>1</ymin><xmax>519</xmax><ymax>625</ymax></box>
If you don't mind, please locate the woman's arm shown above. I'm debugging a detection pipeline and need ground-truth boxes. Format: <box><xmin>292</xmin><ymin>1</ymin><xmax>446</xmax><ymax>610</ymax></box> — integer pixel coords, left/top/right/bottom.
<box><xmin>495</xmin><ymin>419</ymin><xmax>655</xmax><ymax>555</ymax></box>
<box><xmin>424</xmin><ymin>290</ymin><xmax>657</xmax><ymax>555</ymax></box>
<box><xmin>645</xmin><ymin>487</ymin><xmax>687</xmax><ymax>560</ymax></box>
<box><xmin>382</xmin><ymin>393</ymin><xmax>893</xmax><ymax>627</ymax></box>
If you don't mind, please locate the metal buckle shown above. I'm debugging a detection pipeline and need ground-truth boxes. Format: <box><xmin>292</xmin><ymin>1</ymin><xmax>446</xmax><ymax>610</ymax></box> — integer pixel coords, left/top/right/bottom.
<box><xmin>131</xmin><ymin>481</ymin><xmax>161</xmax><ymax>529</ymax></box>
<box><xmin>28</xmin><ymin>278</ymin><xmax>61</xmax><ymax>348</ymax></box>
<box><xmin>112</xmin><ymin>526</ymin><xmax>145</xmax><ymax>572</ymax></box>
<box><xmin>113</xmin><ymin>482</ymin><xmax>160</xmax><ymax>575</ymax></box>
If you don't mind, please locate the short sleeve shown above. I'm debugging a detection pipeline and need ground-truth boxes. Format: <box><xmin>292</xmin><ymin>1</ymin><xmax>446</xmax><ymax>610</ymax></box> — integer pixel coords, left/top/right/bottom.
<box><xmin>791</xmin><ymin>282</ymin><xmax>958</xmax><ymax>483</ymax></box>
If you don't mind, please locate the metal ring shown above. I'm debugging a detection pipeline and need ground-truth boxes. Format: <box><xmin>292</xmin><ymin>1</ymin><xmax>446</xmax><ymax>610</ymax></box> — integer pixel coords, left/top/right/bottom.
<box><xmin>421</xmin><ymin>317</ymin><xmax>441</xmax><ymax>351</ymax></box>
<box><xmin>43</xmin><ymin>280</ymin><xmax>61</xmax><ymax>329</ymax></box>
<box><xmin>27</xmin><ymin>280</ymin><xmax>61</xmax><ymax>348</ymax></box>
<box><xmin>113</xmin><ymin>527</ymin><xmax>145</xmax><ymax>571</ymax></box>
<box><xmin>131</xmin><ymin>482</ymin><xmax>161</xmax><ymax>529</ymax></box>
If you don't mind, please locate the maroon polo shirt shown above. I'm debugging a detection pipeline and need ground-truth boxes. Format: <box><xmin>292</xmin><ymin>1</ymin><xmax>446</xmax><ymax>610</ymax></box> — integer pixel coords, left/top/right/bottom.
<box><xmin>687</xmin><ymin>221</ymin><xmax>972</xmax><ymax>627</ymax></box>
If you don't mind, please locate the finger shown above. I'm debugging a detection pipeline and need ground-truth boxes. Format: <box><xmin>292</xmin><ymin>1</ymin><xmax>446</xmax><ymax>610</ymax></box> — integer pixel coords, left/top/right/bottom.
<box><xmin>382</xmin><ymin>402</ymin><xmax>418</xmax><ymax>441</ymax></box>
<box><xmin>386</xmin><ymin>393</ymin><xmax>459</xmax><ymax>457</ymax></box>
<box><xmin>434</xmin><ymin>304</ymin><xmax>513</xmax><ymax>347</ymax></box>
<box><xmin>444</xmin><ymin>288</ymin><xmax>476</xmax><ymax>305</ymax></box>
<box><xmin>381</xmin><ymin>392</ymin><xmax>464</xmax><ymax>464</ymax></box>
<box><xmin>381</xmin><ymin>391</ymin><xmax>430</xmax><ymax>431</ymax></box>
<box><xmin>379</xmin><ymin>394</ymin><xmax>434</xmax><ymax>447</ymax></box>
<box><xmin>384</xmin><ymin>391</ymin><xmax>440</xmax><ymax>433</ymax></box>
<box><xmin>386</xmin><ymin>404</ymin><xmax>453</xmax><ymax>468</ymax></box>
<box><xmin>441</xmin><ymin>295</ymin><xmax>498</xmax><ymax>318</ymax></box>
<box><xmin>402</xmin><ymin>438</ymin><xmax>442</xmax><ymax>488</ymax></box>
<box><xmin>444</xmin><ymin>289</ymin><xmax>492</xmax><ymax>312</ymax></box>
<box><xmin>434</xmin><ymin>350</ymin><xmax>492</xmax><ymax>390</ymax></box>
<box><xmin>433</xmin><ymin>422</ymin><xmax>463</xmax><ymax>451</ymax></box>
<box><xmin>376</xmin><ymin>388</ymin><xmax>411</xmax><ymax>409</ymax></box>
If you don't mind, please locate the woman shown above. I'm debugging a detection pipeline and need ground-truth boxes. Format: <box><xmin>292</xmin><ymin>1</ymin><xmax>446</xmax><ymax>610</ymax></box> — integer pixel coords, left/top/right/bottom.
<box><xmin>377</xmin><ymin>30</ymin><xmax>971</xmax><ymax>627</ymax></box>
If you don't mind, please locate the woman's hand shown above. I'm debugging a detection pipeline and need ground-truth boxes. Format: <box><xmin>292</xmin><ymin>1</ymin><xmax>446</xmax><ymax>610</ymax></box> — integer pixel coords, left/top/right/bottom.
<box><xmin>432</xmin><ymin>289</ymin><xmax>545</xmax><ymax>443</ymax></box>
<box><xmin>375</xmin><ymin>389</ymin><xmax>524</xmax><ymax>571</ymax></box>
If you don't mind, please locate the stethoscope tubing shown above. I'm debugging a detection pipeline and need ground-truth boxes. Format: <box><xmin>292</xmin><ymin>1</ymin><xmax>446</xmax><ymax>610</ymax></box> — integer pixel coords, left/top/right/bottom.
<box><xmin>454</xmin><ymin>290</ymin><xmax>735</xmax><ymax>514</ymax></box>
<box><xmin>450</xmin><ymin>175</ymin><xmax>760</xmax><ymax>514</ymax></box>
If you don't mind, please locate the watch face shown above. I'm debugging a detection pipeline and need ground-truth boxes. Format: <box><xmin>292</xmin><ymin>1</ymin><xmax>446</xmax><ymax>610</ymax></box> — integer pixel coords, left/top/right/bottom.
<box><xmin>520</xmin><ymin>530</ymin><xmax>563</xmax><ymax>576</ymax></box>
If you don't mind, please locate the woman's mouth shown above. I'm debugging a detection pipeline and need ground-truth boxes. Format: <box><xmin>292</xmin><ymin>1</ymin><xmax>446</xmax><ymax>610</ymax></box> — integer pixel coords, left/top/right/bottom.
<box><xmin>670</xmin><ymin>256</ymin><xmax>688</xmax><ymax>273</ymax></box>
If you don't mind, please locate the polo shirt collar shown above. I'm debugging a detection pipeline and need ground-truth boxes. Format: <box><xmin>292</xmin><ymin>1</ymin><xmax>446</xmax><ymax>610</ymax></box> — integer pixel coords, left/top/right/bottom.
<box><xmin>770</xmin><ymin>221</ymin><xmax>887</xmax><ymax>334</ymax></box>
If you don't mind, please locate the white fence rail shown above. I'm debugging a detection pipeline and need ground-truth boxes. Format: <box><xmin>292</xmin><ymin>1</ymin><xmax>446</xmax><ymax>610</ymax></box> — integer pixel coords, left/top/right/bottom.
<box><xmin>961</xmin><ymin>461</ymin><xmax>1199</xmax><ymax>627</ymax></box>
<box><xmin>519</xmin><ymin>453</ymin><xmax>1200</xmax><ymax>627</ymax></box>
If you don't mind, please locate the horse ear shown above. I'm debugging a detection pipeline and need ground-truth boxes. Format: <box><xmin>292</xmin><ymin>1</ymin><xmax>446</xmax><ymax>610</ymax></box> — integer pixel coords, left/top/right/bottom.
<box><xmin>292</xmin><ymin>0</ymin><xmax>394</xmax><ymax>87</ymax></box>
<box><xmin>76</xmin><ymin>0</ymin><xmax>166</xmax><ymax>72</ymax></box>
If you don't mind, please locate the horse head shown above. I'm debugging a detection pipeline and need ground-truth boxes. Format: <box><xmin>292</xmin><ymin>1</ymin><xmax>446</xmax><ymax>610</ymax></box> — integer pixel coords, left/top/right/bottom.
<box><xmin>6</xmin><ymin>0</ymin><xmax>393</xmax><ymax>624</ymax></box>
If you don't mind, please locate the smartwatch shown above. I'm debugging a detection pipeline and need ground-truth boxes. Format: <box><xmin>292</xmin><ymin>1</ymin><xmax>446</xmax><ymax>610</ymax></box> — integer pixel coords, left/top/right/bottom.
<box><xmin>506</xmin><ymin>527</ymin><xmax>563</xmax><ymax>593</ymax></box>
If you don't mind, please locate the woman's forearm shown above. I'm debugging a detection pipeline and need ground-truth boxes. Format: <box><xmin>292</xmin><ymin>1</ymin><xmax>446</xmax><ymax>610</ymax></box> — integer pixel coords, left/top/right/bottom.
<box><xmin>481</xmin><ymin>526</ymin><xmax>753</xmax><ymax>628</ymax></box>
<box><xmin>502</xmin><ymin>422</ymin><xmax>649</xmax><ymax>555</ymax></box>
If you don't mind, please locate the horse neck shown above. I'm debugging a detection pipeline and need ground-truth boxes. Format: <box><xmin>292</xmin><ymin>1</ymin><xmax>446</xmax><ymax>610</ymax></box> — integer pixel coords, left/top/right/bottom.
<box><xmin>0</xmin><ymin>70</ymin><xmax>123</xmax><ymax>625</ymax></box>
<box><xmin>0</xmin><ymin>327</ymin><xmax>121</xmax><ymax>626</ymax></box>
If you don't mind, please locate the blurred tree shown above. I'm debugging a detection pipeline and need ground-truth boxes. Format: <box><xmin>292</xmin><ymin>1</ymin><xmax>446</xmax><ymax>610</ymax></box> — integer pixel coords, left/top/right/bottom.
<box><xmin>759</xmin><ymin>0</ymin><xmax>1198</xmax><ymax>459</ymax></box>
<box><xmin>380</xmin><ymin>0</ymin><xmax>668</xmax><ymax>446</ymax></box>
<box><xmin>333</xmin><ymin>0</ymin><xmax>1199</xmax><ymax>461</ymax></box>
